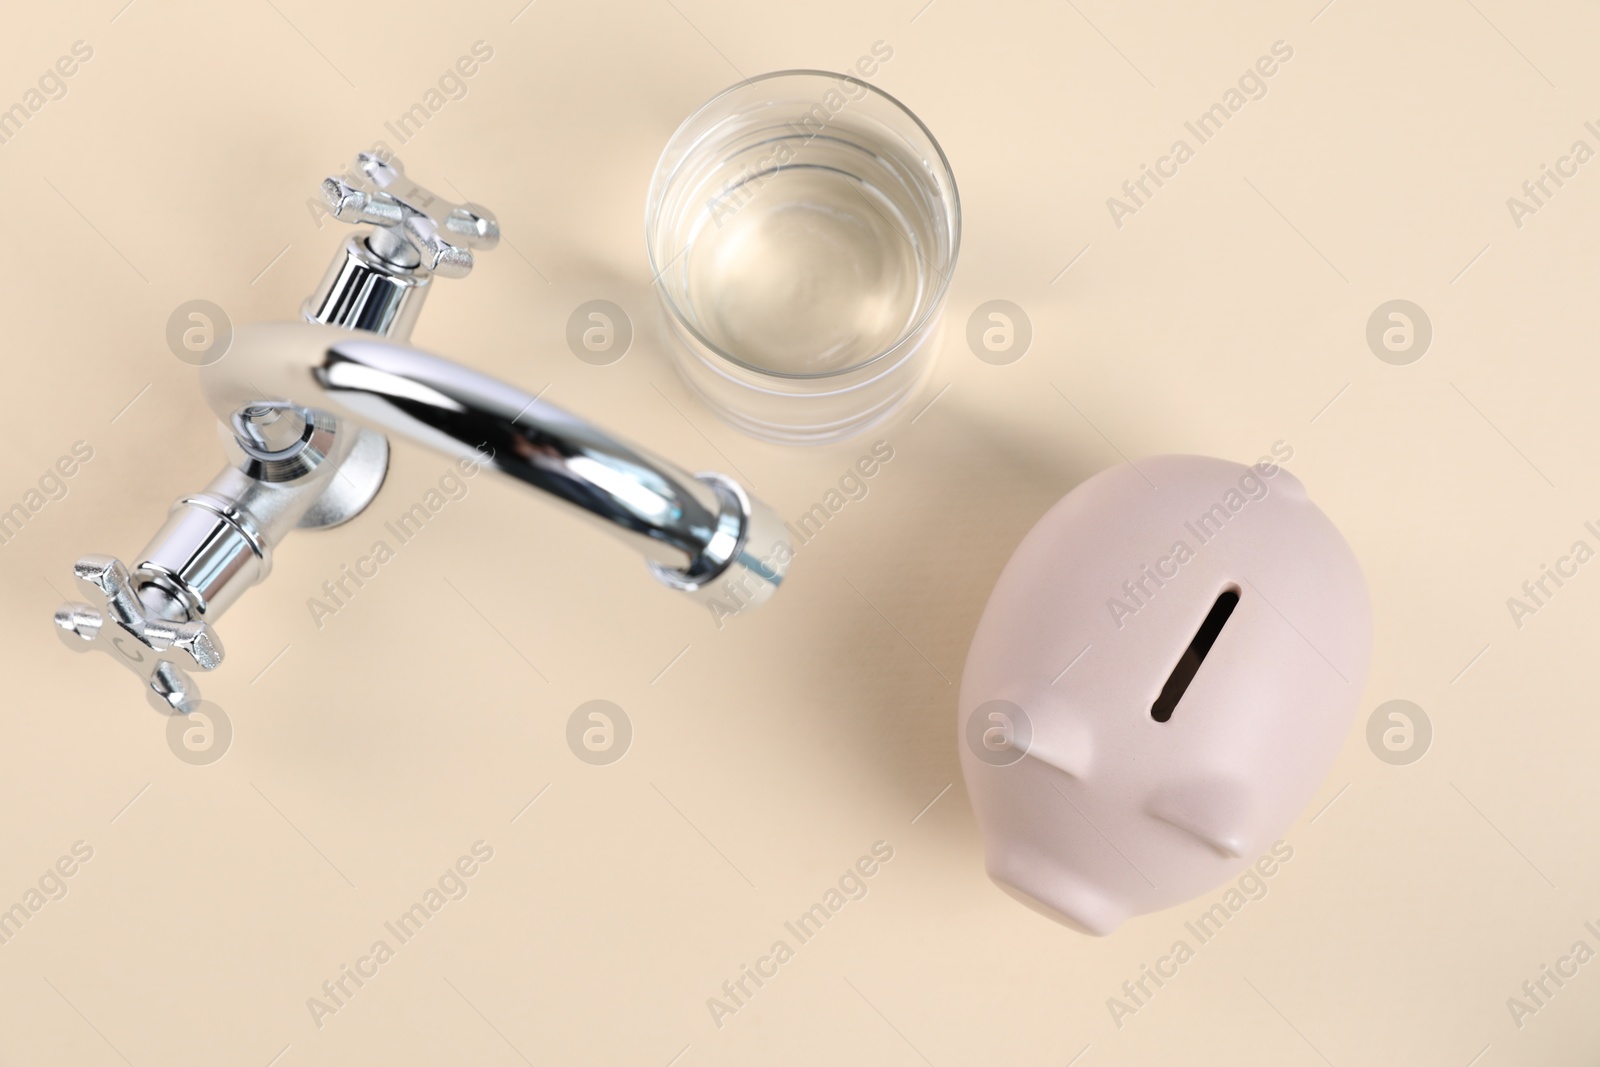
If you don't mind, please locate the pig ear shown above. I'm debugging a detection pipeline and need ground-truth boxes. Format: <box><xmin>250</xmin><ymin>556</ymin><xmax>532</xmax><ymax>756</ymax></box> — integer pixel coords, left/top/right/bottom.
<box><xmin>1023</xmin><ymin>713</ymin><xmax>1094</xmax><ymax>779</ymax></box>
<box><xmin>1144</xmin><ymin>777</ymin><xmax>1254</xmax><ymax>859</ymax></box>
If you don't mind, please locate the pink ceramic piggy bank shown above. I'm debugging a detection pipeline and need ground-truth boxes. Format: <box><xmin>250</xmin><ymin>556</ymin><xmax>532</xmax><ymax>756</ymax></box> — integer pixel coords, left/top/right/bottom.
<box><xmin>958</xmin><ymin>453</ymin><xmax>1371</xmax><ymax>934</ymax></box>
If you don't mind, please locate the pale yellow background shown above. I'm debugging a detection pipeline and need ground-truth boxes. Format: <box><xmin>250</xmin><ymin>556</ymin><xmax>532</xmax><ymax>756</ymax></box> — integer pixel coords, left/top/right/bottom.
<box><xmin>0</xmin><ymin>0</ymin><xmax>1594</xmax><ymax>1063</ymax></box>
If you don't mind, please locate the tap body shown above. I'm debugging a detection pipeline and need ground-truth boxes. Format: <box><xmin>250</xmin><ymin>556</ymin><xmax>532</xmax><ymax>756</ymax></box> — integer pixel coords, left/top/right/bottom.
<box><xmin>55</xmin><ymin>154</ymin><xmax>790</xmax><ymax>715</ymax></box>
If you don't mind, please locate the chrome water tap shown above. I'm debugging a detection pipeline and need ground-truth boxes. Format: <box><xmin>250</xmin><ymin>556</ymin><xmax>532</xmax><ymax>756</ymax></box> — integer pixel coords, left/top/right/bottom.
<box><xmin>55</xmin><ymin>153</ymin><xmax>790</xmax><ymax>715</ymax></box>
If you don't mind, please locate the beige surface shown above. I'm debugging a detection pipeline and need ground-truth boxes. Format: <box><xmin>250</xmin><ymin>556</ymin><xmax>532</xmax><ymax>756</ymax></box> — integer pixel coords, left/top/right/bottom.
<box><xmin>1</xmin><ymin>0</ymin><xmax>1597</xmax><ymax>1063</ymax></box>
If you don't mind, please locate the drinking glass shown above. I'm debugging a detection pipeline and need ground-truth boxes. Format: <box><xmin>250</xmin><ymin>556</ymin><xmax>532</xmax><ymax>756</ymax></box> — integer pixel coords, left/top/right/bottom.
<box><xmin>647</xmin><ymin>71</ymin><xmax>961</xmax><ymax>445</ymax></box>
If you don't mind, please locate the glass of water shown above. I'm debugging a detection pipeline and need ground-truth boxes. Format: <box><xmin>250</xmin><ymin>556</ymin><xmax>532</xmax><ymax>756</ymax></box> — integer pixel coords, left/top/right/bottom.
<box><xmin>647</xmin><ymin>71</ymin><xmax>961</xmax><ymax>445</ymax></box>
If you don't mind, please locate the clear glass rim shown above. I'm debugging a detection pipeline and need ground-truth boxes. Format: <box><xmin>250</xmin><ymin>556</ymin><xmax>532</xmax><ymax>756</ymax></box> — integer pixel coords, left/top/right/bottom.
<box><xmin>645</xmin><ymin>68</ymin><xmax>962</xmax><ymax>383</ymax></box>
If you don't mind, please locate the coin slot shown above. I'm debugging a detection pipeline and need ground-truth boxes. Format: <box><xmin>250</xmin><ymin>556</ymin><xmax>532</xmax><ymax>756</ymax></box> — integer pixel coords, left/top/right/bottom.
<box><xmin>1151</xmin><ymin>587</ymin><xmax>1239</xmax><ymax>723</ymax></box>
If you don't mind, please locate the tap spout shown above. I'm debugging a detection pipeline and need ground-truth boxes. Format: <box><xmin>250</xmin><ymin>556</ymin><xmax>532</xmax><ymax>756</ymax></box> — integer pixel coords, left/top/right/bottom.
<box><xmin>201</xmin><ymin>321</ymin><xmax>790</xmax><ymax>611</ymax></box>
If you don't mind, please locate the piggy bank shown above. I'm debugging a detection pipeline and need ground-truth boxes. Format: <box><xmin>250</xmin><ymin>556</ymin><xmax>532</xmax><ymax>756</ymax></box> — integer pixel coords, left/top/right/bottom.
<box><xmin>958</xmin><ymin>453</ymin><xmax>1371</xmax><ymax>934</ymax></box>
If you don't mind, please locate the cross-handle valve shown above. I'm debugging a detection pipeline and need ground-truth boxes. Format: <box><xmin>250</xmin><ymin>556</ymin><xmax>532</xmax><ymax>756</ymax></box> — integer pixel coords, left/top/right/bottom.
<box><xmin>322</xmin><ymin>152</ymin><xmax>499</xmax><ymax>279</ymax></box>
<box><xmin>306</xmin><ymin>153</ymin><xmax>499</xmax><ymax>340</ymax></box>
<box><xmin>55</xmin><ymin>556</ymin><xmax>224</xmax><ymax>715</ymax></box>
<box><xmin>52</xmin><ymin>404</ymin><xmax>390</xmax><ymax>715</ymax></box>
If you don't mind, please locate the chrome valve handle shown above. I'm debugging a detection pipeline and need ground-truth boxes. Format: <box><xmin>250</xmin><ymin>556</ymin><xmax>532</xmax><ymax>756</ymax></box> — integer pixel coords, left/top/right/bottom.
<box><xmin>55</xmin><ymin>556</ymin><xmax>224</xmax><ymax>715</ymax></box>
<box><xmin>322</xmin><ymin>152</ymin><xmax>499</xmax><ymax>279</ymax></box>
<box><xmin>306</xmin><ymin>153</ymin><xmax>498</xmax><ymax>340</ymax></box>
